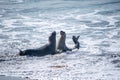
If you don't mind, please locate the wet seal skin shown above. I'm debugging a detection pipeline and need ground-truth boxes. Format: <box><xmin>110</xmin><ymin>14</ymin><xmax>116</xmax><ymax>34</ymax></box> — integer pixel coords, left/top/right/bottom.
<box><xmin>57</xmin><ymin>31</ymin><xmax>80</xmax><ymax>53</ymax></box>
<box><xmin>19</xmin><ymin>31</ymin><xmax>56</xmax><ymax>56</ymax></box>
<box><xmin>57</xmin><ymin>31</ymin><xmax>72</xmax><ymax>52</ymax></box>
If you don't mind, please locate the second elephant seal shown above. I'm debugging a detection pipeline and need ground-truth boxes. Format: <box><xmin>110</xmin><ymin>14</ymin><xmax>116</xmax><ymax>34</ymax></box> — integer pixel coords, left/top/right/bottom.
<box><xmin>56</xmin><ymin>31</ymin><xmax>72</xmax><ymax>52</ymax></box>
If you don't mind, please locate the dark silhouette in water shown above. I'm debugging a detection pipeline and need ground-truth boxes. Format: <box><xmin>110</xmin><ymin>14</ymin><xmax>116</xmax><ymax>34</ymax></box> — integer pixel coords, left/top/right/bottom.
<box><xmin>72</xmin><ymin>35</ymin><xmax>80</xmax><ymax>49</ymax></box>
<box><xmin>19</xmin><ymin>31</ymin><xmax>56</xmax><ymax>56</ymax></box>
<box><xmin>57</xmin><ymin>31</ymin><xmax>80</xmax><ymax>52</ymax></box>
<box><xmin>19</xmin><ymin>31</ymin><xmax>80</xmax><ymax>56</ymax></box>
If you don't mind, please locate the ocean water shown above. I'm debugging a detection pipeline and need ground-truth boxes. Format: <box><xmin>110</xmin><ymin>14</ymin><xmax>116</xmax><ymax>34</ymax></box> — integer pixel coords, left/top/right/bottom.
<box><xmin>0</xmin><ymin>0</ymin><xmax>120</xmax><ymax>80</ymax></box>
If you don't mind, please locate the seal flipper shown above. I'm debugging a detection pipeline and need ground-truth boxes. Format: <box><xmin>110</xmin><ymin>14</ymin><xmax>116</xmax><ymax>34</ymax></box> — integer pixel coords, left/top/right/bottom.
<box><xmin>77</xmin><ymin>36</ymin><xmax>80</xmax><ymax>40</ymax></box>
<box><xmin>75</xmin><ymin>41</ymin><xmax>80</xmax><ymax>49</ymax></box>
<box><xmin>72</xmin><ymin>36</ymin><xmax>80</xmax><ymax>49</ymax></box>
<box><xmin>72</xmin><ymin>36</ymin><xmax>79</xmax><ymax>44</ymax></box>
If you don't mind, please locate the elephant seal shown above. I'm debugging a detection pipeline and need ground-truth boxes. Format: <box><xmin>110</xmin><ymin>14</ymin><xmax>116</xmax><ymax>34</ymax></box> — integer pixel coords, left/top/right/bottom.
<box><xmin>19</xmin><ymin>31</ymin><xmax>56</xmax><ymax>56</ymax></box>
<box><xmin>56</xmin><ymin>31</ymin><xmax>80</xmax><ymax>53</ymax></box>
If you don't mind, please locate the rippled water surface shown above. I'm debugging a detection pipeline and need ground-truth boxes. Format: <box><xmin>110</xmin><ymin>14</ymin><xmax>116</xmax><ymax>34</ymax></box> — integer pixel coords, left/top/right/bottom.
<box><xmin>0</xmin><ymin>0</ymin><xmax>120</xmax><ymax>80</ymax></box>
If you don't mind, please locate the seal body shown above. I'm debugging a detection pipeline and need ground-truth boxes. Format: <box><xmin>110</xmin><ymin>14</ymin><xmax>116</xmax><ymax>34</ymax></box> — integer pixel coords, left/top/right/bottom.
<box><xmin>57</xmin><ymin>31</ymin><xmax>72</xmax><ymax>52</ymax></box>
<box><xmin>19</xmin><ymin>31</ymin><xmax>56</xmax><ymax>56</ymax></box>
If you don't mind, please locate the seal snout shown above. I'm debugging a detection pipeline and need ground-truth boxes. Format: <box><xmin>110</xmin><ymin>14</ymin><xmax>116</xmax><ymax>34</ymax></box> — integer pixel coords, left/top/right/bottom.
<box><xmin>52</xmin><ymin>31</ymin><xmax>56</xmax><ymax>35</ymax></box>
<box><xmin>19</xmin><ymin>49</ymin><xmax>25</xmax><ymax>56</ymax></box>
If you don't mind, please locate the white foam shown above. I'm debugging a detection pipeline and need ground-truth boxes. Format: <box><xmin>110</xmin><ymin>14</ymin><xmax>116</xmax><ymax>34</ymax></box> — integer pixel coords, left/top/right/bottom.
<box><xmin>18</xmin><ymin>15</ymin><xmax>31</xmax><ymax>20</ymax></box>
<box><xmin>105</xmin><ymin>30</ymin><xmax>118</xmax><ymax>38</ymax></box>
<box><xmin>105</xmin><ymin>40</ymin><xmax>120</xmax><ymax>52</ymax></box>
<box><xmin>73</xmin><ymin>10</ymin><xmax>119</xmax><ymax>26</ymax></box>
<box><xmin>2</xmin><ymin>19</ymin><xmax>17</xmax><ymax>27</ymax></box>
<box><xmin>23</xmin><ymin>21</ymin><xmax>47</xmax><ymax>26</ymax></box>
<box><xmin>10</xmin><ymin>0</ymin><xmax>24</xmax><ymax>3</ymax></box>
<box><xmin>0</xmin><ymin>15</ymin><xmax>2</xmax><ymax>17</ymax></box>
<box><xmin>1</xmin><ymin>53</ymin><xmax>120</xmax><ymax>80</ymax></box>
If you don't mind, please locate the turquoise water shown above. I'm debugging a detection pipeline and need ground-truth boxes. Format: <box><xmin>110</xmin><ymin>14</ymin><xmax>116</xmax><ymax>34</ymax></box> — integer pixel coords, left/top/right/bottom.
<box><xmin>0</xmin><ymin>0</ymin><xmax>120</xmax><ymax>80</ymax></box>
